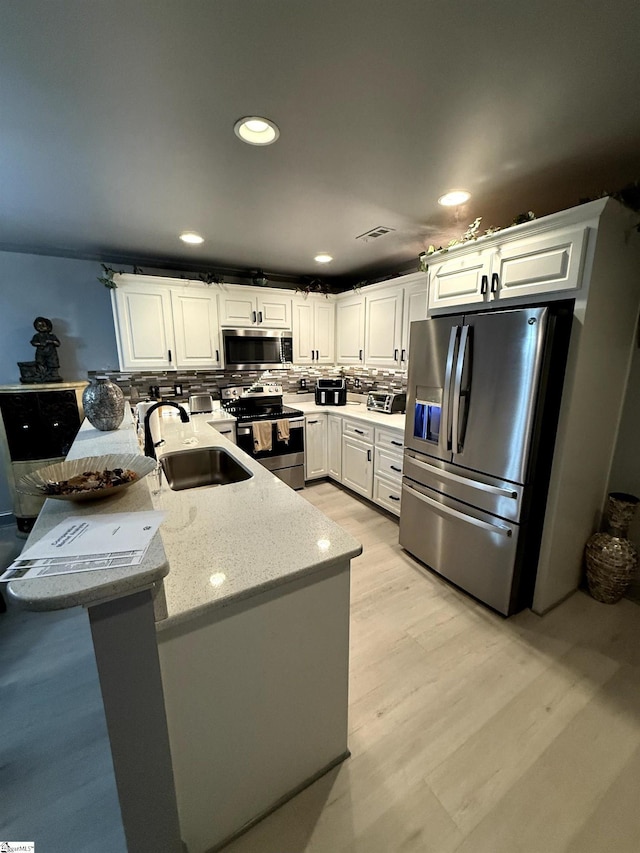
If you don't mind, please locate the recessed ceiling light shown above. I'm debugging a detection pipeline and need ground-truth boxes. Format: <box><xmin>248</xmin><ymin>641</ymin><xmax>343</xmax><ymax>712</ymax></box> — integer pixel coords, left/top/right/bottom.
<box><xmin>314</xmin><ymin>253</ymin><xmax>333</xmax><ymax>264</ymax></box>
<box><xmin>179</xmin><ymin>232</ymin><xmax>204</xmax><ymax>244</ymax></box>
<box><xmin>234</xmin><ymin>116</ymin><xmax>280</xmax><ymax>146</ymax></box>
<box><xmin>438</xmin><ymin>190</ymin><xmax>471</xmax><ymax>207</ymax></box>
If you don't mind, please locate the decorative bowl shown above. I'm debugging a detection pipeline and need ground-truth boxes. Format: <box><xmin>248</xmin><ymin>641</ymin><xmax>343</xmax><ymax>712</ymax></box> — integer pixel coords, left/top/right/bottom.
<box><xmin>17</xmin><ymin>454</ymin><xmax>157</xmax><ymax>502</ymax></box>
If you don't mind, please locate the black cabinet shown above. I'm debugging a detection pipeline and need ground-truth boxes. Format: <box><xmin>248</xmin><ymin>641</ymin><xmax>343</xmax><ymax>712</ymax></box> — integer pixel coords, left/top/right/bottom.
<box><xmin>0</xmin><ymin>383</ymin><xmax>86</xmax><ymax>535</ymax></box>
<box><xmin>0</xmin><ymin>390</ymin><xmax>81</xmax><ymax>461</ymax></box>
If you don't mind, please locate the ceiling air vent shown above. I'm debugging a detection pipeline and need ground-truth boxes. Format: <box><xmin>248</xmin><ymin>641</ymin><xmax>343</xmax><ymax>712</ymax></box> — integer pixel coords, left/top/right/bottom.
<box><xmin>356</xmin><ymin>225</ymin><xmax>396</xmax><ymax>243</ymax></box>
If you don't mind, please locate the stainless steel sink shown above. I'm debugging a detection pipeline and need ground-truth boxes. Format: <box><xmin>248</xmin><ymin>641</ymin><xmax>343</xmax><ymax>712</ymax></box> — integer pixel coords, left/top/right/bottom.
<box><xmin>160</xmin><ymin>447</ymin><xmax>253</xmax><ymax>491</ymax></box>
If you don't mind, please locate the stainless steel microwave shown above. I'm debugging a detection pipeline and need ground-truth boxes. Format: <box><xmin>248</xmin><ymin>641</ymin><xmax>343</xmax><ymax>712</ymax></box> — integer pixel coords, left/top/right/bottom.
<box><xmin>222</xmin><ymin>329</ymin><xmax>293</xmax><ymax>370</ymax></box>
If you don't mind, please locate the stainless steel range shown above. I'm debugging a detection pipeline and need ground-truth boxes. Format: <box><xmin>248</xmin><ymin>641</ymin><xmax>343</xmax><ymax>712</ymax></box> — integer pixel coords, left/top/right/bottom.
<box><xmin>220</xmin><ymin>384</ymin><xmax>305</xmax><ymax>490</ymax></box>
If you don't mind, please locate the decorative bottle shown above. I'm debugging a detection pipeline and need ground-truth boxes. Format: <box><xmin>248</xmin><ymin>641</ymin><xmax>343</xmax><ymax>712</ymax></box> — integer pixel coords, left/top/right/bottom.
<box><xmin>82</xmin><ymin>376</ymin><xmax>125</xmax><ymax>431</ymax></box>
<box><xmin>585</xmin><ymin>492</ymin><xmax>639</xmax><ymax>604</ymax></box>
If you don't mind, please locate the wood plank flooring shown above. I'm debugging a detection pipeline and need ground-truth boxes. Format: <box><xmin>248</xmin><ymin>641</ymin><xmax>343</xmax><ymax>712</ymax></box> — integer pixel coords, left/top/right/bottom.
<box><xmin>223</xmin><ymin>480</ymin><xmax>640</xmax><ymax>853</ymax></box>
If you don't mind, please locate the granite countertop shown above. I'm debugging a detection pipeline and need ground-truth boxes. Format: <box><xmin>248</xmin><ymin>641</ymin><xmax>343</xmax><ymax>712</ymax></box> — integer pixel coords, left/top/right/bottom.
<box><xmin>287</xmin><ymin>397</ymin><xmax>406</xmax><ymax>432</ymax></box>
<box><xmin>148</xmin><ymin>410</ymin><xmax>362</xmax><ymax>631</ymax></box>
<box><xmin>9</xmin><ymin>405</ymin><xmax>362</xmax><ymax>630</ymax></box>
<box><xmin>7</xmin><ymin>415</ymin><xmax>169</xmax><ymax>612</ymax></box>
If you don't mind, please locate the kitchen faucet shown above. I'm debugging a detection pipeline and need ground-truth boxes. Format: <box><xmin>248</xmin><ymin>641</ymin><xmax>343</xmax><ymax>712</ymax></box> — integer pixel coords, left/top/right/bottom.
<box><xmin>143</xmin><ymin>401</ymin><xmax>189</xmax><ymax>458</ymax></box>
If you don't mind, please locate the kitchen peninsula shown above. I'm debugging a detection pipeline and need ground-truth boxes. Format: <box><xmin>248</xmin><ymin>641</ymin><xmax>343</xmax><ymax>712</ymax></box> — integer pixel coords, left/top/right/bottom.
<box><xmin>8</xmin><ymin>411</ymin><xmax>362</xmax><ymax>853</ymax></box>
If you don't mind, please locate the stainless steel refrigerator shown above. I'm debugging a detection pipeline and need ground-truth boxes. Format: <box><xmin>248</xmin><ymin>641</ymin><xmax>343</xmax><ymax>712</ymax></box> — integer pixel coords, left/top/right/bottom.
<box><xmin>399</xmin><ymin>304</ymin><xmax>572</xmax><ymax>615</ymax></box>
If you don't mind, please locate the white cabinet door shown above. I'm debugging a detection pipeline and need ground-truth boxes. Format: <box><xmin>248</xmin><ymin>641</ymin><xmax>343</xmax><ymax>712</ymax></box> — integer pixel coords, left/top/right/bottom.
<box><xmin>314</xmin><ymin>300</ymin><xmax>335</xmax><ymax>364</ymax></box>
<box><xmin>341</xmin><ymin>434</ymin><xmax>373</xmax><ymax>499</ymax></box>
<box><xmin>400</xmin><ymin>278</ymin><xmax>427</xmax><ymax>365</ymax></box>
<box><xmin>305</xmin><ymin>414</ymin><xmax>328</xmax><ymax>479</ymax></box>
<box><xmin>170</xmin><ymin>288</ymin><xmax>221</xmax><ymax>368</ymax></box>
<box><xmin>292</xmin><ymin>299</ymin><xmax>315</xmax><ymax>364</ymax></box>
<box><xmin>219</xmin><ymin>288</ymin><xmax>291</xmax><ymax>328</ymax></box>
<box><xmin>427</xmin><ymin>250</ymin><xmax>492</xmax><ymax>312</ymax></box>
<box><xmin>327</xmin><ymin>414</ymin><xmax>342</xmax><ymax>480</ymax></box>
<box><xmin>364</xmin><ymin>288</ymin><xmax>403</xmax><ymax>368</ymax></box>
<box><xmin>256</xmin><ymin>293</ymin><xmax>291</xmax><ymax>329</ymax></box>
<box><xmin>218</xmin><ymin>290</ymin><xmax>258</xmax><ymax>327</ymax></box>
<box><xmin>112</xmin><ymin>284</ymin><xmax>175</xmax><ymax>371</ymax></box>
<box><xmin>335</xmin><ymin>296</ymin><xmax>365</xmax><ymax>365</ymax></box>
<box><xmin>491</xmin><ymin>225</ymin><xmax>588</xmax><ymax>301</ymax></box>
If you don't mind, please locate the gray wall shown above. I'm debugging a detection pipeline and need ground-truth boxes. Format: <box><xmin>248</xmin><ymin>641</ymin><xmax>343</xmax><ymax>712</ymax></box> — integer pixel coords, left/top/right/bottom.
<box><xmin>0</xmin><ymin>250</ymin><xmax>120</xmax><ymax>515</ymax></box>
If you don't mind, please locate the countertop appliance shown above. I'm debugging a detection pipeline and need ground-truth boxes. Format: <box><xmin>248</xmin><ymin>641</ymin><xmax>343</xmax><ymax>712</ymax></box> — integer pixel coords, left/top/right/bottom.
<box><xmin>399</xmin><ymin>305</ymin><xmax>572</xmax><ymax>616</ymax></box>
<box><xmin>221</xmin><ymin>329</ymin><xmax>293</xmax><ymax>371</ymax></box>
<box><xmin>315</xmin><ymin>378</ymin><xmax>347</xmax><ymax>406</ymax></box>
<box><xmin>366</xmin><ymin>391</ymin><xmax>406</xmax><ymax>414</ymax></box>
<box><xmin>188</xmin><ymin>393</ymin><xmax>214</xmax><ymax>414</ymax></box>
<box><xmin>220</xmin><ymin>384</ymin><xmax>304</xmax><ymax>489</ymax></box>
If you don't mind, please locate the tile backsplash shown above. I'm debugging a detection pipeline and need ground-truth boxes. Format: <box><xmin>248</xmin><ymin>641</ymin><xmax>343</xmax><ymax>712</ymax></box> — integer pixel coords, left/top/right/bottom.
<box><xmin>89</xmin><ymin>364</ymin><xmax>407</xmax><ymax>401</ymax></box>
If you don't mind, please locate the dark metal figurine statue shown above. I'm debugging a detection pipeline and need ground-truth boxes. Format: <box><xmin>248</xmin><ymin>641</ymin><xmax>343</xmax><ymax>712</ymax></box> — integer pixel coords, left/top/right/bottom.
<box><xmin>18</xmin><ymin>316</ymin><xmax>63</xmax><ymax>383</ymax></box>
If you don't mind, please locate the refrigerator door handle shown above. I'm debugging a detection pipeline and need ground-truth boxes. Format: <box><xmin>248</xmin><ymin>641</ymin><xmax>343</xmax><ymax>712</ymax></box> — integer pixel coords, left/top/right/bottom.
<box><xmin>405</xmin><ymin>452</ymin><xmax>518</xmax><ymax>498</ymax></box>
<box><xmin>451</xmin><ymin>324</ymin><xmax>469</xmax><ymax>453</ymax></box>
<box><xmin>442</xmin><ymin>326</ymin><xmax>459</xmax><ymax>452</ymax></box>
<box><xmin>403</xmin><ymin>483</ymin><xmax>513</xmax><ymax>537</ymax></box>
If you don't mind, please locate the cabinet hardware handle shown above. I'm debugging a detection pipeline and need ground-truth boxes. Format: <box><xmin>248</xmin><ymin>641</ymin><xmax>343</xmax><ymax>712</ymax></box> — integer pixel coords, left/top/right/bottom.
<box><xmin>220</xmin><ymin>429</ymin><xmax>232</xmax><ymax>434</ymax></box>
<box><xmin>216</xmin><ymin>349</ymin><xmax>219</xmax><ymax>362</ymax></box>
<box><xmin>359</xmin><ymin>349</ymin><xmax>363</xmax><ymax>361</ymax></box>
<box><xmin>355</xmin><ymin>429</ymin><xmax>364</xmax><ymax>434</ymax></box>
<box><xmin>258</xmin><ymin>311</ymin><xmax>263</xmax><ymax>323</ymax></box>
<box><xmin>480</xmin><ymin>275</ymin><xmax>488</xmax><ymax>295</ymax></box>
<box><xmin>308</xmin><ymin>420</ymin><xmax>319</xmax><ymax>424</ymax></box>
<box><xmin>491</xmin><ymin>273</ymin><xmax>499</xmax><ymax>294</ymax></box>
<box><xmin>389</xmin><ymin>495</ymin><xmax>400</xmax><ymax>501</ymax></box>
<box><xmin>316</xmin><ymin>350</ymin><xmax>319</xmax><ymax>360</ymax></box>
<box><xmin>168</xmin><ymin>349</ymin><xmax>172</xmax><ymax>362</ymax></box>
<box><xmin>367</xmin><ymin>449</ymin><xmax>372</xmax><ymax>462</ymax></box>
<box><xmin>391</xmin><ymin>440</ymin><xmax>402</xmax><ymax>447</ymax></box>
<box><xmin>390</xmin><ymin>465</ymin><xmax>402</xmax><ymax>472</ymax></box>
<box><xmin>401</xmin><ymin>349</ymin><xmax>406</xmax><ymax>361</ymax></box>
<box><xmin>311</xmin><ymin>350</ymin><xmax>315</xmax><ymax>360</ymax></box>
<box><xmin>252</xmin><ymin>311</ymin><xmax>257</xmax><ymax>323</ymax></box>
<box><xmin>394</xmin><ymin>348</ymin><xmax>399</xmax><ymax>361</ymax></box>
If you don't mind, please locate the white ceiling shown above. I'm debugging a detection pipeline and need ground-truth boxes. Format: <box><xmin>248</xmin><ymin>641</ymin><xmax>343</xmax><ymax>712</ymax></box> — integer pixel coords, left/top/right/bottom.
<box><xmin>2</xmin><ymin>0</ymin><xmax>640</xmax><ymax>285</ymax></box>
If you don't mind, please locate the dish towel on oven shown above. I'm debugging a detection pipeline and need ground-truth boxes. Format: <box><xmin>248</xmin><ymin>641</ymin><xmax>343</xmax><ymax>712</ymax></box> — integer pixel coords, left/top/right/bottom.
<box><xmin>253</xmin><ymin>421</ymin><xmax>273</xmax><ymax>453</ymax></box>
<box><xmin>276</xmin><ymin>419</ymin><xmax>290</xmax><ymax>445</ymax></box>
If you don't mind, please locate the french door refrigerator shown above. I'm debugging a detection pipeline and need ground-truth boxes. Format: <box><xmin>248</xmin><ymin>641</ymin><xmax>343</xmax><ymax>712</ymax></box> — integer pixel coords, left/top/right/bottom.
<box><xmin>399</xmin><ymin>304</ymin><xmax>572</xmax><ymax>615</ymax></box>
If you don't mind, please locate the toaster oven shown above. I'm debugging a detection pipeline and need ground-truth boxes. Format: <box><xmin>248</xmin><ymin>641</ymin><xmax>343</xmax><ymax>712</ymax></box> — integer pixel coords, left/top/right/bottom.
<box><xmin>366</xmin><ymin>391</ymin><xmax>407</xmax><ymax>414</ymax></box>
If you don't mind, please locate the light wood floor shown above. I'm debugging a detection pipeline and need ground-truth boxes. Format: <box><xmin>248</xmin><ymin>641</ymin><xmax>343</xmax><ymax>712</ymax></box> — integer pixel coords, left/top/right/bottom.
<box><xmin>224</xmin><ymin>480</ymin><xmax>640</xmax><ymax>853</ymax></box>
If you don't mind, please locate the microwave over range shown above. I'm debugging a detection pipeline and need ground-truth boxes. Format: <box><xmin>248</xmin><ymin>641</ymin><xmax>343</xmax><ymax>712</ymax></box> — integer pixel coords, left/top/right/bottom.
<box><xmin>222</xmin><ymin>329</ymin><xmax>293</xmax><ymax>371</ymax></box>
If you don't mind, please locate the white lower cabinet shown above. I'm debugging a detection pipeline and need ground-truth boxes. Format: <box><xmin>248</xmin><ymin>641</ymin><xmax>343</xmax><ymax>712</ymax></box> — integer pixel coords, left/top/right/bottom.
<box><xmin>372</xmin><ymin>428</ymin><xmax>404</xmax><ymax>517</ymax></box>
<box><xmin>327</xmin><ymin>415</ymin><xmax>342</xmax><ymax>480</ymax></box>
<box><xmin>305</xmin><ymin>414</ymin><xmax>328</xmax><ymax>479</ymax></box>
<box><xmin>341</xmin><ymin>434</ymin><xmax>373</xmax><ymax>499</ymax></box>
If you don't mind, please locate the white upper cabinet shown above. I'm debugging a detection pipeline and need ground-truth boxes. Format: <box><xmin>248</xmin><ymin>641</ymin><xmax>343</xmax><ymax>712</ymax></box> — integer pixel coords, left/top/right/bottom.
<box><xmin>401</xmin><ymin>276</ymin><xmax>429</xmax><ymax>364</ymax></box>
<box><xmin>112</xmin><ymin>274</ymin><xmax>221</xmax><ymax>371</ymax></box>
<box><xmin>219</xmin><ymin>288</ymin><xmax>291</xmax><ymax>329</ymax></box>
<box><xmin>427</xmin><ymin>214</ymin><xmax>590</xmax><ymax>313</ymax></box>
<box><xmin>170</xmin><ymin>288</ymin><xmax>221</xmax><ymax>369</ymax></box>
<box><xmin>342</xmin><ymin>271</ymin><xmax>426</xmax><ymax>369</ymax></box>
<box><xmin>112</xmin><ymin>277</ymin><xmax>176</xmax><ymax>370</ymax></box>
<box><xmin>335</xmin><ymin>295</ymin><xmax>366</xmax><ymax>365</ymax></box>
<box><xmin>364</xmin><ymin>287</ymin><xmax>403</xmax><ymax>368</ymax></box>
<box><xmin>491</xmin><ymin>225</ymin><xmax>588</xmax><ymax>301</ymax></box>
<box><xmin>292</xmin><ymin>296</ymin><xmax>335</xmax><ymax>364</ymax></box>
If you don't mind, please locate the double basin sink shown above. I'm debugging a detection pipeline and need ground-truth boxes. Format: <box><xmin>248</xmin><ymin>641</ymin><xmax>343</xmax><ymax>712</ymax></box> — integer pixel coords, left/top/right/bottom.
<box><xmin>159</xmin><ymin>447</ymin><xmax>252</xmax><ymax>491</ymax></box>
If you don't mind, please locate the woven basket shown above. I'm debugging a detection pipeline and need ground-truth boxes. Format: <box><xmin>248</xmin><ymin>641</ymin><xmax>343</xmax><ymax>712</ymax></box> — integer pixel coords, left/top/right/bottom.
<box><xmin>585</xmin><ymin>492</ymin><xmax>639</xmax><ymax>604</ymax></box>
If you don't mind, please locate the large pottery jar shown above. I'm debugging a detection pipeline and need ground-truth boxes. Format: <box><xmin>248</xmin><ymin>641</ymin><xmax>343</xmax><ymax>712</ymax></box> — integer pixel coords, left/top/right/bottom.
<box><xmin>585</xmin><ymin>492</ymin><xmax>639</xmax><ymax>604</ymax></box>
<box><xmin>82</xmin><ymin>376</ymin><xmax>125</xmax><ymax>431</ymax></box>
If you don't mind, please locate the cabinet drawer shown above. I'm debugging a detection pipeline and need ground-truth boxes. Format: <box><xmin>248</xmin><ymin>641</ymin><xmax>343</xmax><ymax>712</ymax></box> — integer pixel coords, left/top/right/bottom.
<box><xmin>375</xmin><ymin>427</ymin><xmax>404</xmax><ymax>454</ymax></box>
<box><xmin>374</xmin><ymin>447</ymin><xmax>403</xmax><ymax>482</ymax></box>
<box><xmin>373</xmin><ymin>475</ymin><xmax>402</xmax><ymax>516</ymax></box>
<box><xmin>342</xmin><ymin>420</ymin><xmax>373</xmax><ymax>443</ymax></box>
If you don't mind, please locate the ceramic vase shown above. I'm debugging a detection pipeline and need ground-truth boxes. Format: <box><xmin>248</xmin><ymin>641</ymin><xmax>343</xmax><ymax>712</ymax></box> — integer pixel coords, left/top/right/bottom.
<box><xmin>82</xmin><ymin>377</ymin><xmax>125</xmax><ymax>431</ymax></box>
<box><xmin>585</xmin><ymin>492</ymin><xmax>639</xmax><ymax>604</ymax></box>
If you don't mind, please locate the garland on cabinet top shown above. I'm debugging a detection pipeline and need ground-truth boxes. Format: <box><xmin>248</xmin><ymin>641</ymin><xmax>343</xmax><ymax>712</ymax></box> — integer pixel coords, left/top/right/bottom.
<box><xmin>418</xmin><ymin>180</ymin><xmax>640</xmax><ymax>270</ymax></box>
